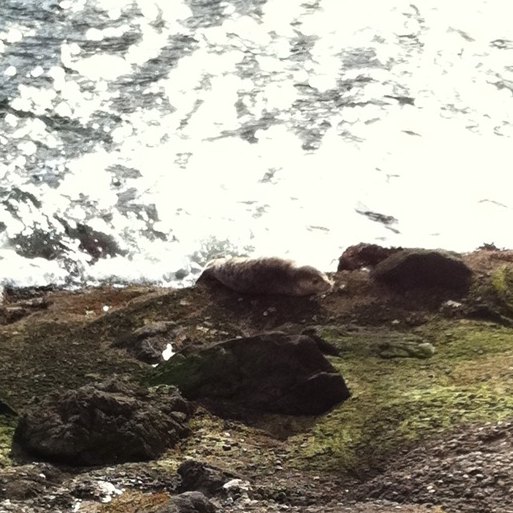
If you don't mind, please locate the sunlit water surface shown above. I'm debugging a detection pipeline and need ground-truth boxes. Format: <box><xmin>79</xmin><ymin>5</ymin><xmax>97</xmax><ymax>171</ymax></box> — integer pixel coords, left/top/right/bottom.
<box><xmin>1</xmin><ymin>0</ymin><xmax>513</xmax><ymax>287</ymax></box>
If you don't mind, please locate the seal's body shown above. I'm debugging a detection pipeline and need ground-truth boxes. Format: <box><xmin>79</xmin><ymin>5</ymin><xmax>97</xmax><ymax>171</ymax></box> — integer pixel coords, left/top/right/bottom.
<box><xmin>200</xmin><ymin>257</ymin><xmax>333</xmax><ymax>296</ymax></box>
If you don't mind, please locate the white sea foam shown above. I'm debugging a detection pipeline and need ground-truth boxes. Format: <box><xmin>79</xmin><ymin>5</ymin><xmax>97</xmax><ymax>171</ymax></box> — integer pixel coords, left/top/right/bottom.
<box><xmin>1</xmin><ymin>0</ymin><xmax>513</xmax><ymax>287</ymax></box>
<box><xmin>0</xmin><ymin>249</ymin><xmax>68</xmax><ymax>287</ymax></box>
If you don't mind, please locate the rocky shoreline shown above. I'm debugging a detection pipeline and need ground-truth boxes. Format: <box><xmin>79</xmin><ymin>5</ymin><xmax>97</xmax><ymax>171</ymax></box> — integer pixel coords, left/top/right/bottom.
<box><xmin>1</xmin><ymin>245</ymin><xmax>513</xmax><ymax>513</ymax></box>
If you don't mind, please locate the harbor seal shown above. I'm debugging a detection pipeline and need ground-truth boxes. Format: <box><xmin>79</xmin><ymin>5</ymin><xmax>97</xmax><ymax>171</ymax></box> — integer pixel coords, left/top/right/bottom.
<box><xmin>199</xmin><ymin>257</ymin><xmax>333</xmax><ymax>296</ymax></box>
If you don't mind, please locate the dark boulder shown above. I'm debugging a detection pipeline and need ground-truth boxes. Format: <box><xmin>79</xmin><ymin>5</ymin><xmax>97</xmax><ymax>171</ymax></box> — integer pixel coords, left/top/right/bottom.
<box><xmin>13</xmin><ymin>380</ymin><xmax>191</xmax><ymax>466</ymax></box>
<box><xmin>156</xmin><ymin>491</ymin><xmax>216</xmax><ymax>513</ymax></box>
<box><xmin>371</xmin><ymin>249</ymin><xmax>472</xmax><ymax>291</ymax></box>
<box><xmin>148</xmin><ymin>333</ymin><xmax>350</xmax><ymax>416</ymax></box>
<box><xmin>338</xmin><ymin>243</ymin><xmax>401</xmax><ymax>271</ymax></box>
<box><xmin>177</xmin><ymin>460</ymin><xmax>236</xmax><ymax>496</ymax></box>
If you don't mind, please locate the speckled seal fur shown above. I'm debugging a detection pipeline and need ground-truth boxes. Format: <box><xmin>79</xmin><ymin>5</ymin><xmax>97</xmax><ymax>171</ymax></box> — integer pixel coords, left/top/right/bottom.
<box><xmin>200</xmin><ymin>257</ymin><xmax>333</xmax><ymax>296</ymax></box>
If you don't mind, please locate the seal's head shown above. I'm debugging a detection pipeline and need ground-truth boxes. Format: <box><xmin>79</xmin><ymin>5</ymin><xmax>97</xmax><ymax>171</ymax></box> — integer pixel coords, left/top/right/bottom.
<box><xmin>292</xmin><ymin>265</ymin><xmax>333</xmax><ymax>296</ymax></box>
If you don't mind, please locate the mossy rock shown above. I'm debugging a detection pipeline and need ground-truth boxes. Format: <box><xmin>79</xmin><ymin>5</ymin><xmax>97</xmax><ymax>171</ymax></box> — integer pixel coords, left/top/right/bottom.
<box><xmin>287</xmin><ymin>320</ymin><xmax>513</xmax><ymax>474</ymax></box>
<box><xmin>492</xmin><ymin>265</ymin><xmax>513</xmax><ymax>308</ymax></box>
<box><xmin>0</xmin><ymin>397</ymin><xmax>17</xmax><ymax>467</ymax></box>
<box><xmin>317</xmin><ymin>326</ymin><xmax>434</xmax><ymax>359</ymax></box>
<box><xmin>0</xmin><ymin>418</ymin><xmax>16</xmax><ymax>467</ymax></box>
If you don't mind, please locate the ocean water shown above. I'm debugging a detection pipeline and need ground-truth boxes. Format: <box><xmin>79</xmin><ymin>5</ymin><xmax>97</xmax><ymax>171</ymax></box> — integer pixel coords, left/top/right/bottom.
<box><xmin>1</xmin><ymin>0</ymin><xmax>513</xmax><ymax>287</ymax></box>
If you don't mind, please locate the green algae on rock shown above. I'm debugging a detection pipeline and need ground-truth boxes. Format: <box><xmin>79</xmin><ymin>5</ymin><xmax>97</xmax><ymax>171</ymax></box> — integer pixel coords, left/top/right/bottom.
<box><xmin>0</xmin><ymin>418</ymin><xmax>15</xmax><ymax>467</ymax></box>
<box><xmin>492</xmin><ymin>264</ymin><xmax>513</xmax><ymax>309</ymax></box>
<box><xmin>285</xmin><ymin>320</ymin><xmax>513</xmax><ymax>475</ymax></box>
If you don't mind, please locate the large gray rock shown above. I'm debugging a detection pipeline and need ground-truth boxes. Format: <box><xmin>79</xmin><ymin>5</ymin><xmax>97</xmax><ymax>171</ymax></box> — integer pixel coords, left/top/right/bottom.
<box><xmin>13</xmin><ymin>380</ymin><xmax>191</xmax><ymax>466</ymax></box>
<box><xmin>371</xmin><ymin>249</ymin><xmax>472</xmax><ymax>290</ymax></box>
<box><xmin>148</xmin><ymin>333</ymin><xmax>350</xmax><ymax>416</ymax></box>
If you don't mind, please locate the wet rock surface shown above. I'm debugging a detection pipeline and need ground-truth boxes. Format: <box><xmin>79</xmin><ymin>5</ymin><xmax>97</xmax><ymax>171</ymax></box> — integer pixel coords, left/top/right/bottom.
<box><xmin>13</xmin><ymin>380</ymin><xmax>191</xmax><ymax>465</ymax></box>
<box><xmin>352</xmin><ymin>420</ymin><xmax>513</xmax><ymax>513</ymax></box>
<box><xmin>148</xmin><ymin>333</ymin><xmax>350</xmax><ymax>416</ymax></box>
<box><xmin>371</xmin><ymin>249</ymin><xmax>472</xmax><ymax>291</ymax></box>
